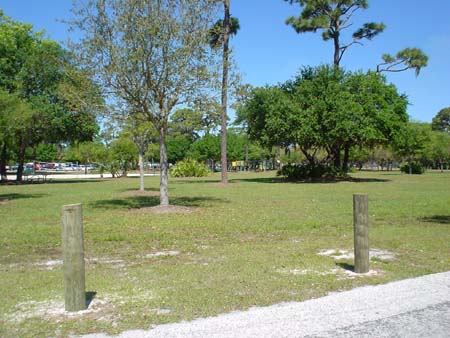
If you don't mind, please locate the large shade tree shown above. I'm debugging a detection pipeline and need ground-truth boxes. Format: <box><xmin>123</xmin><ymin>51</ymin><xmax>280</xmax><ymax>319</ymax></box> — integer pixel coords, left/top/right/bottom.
<box><xmin>241</xmin><ymin>66</ymin><xmax>408</xmax><ymax>173</ymax></box>
<box><xmin>70</xmin><ymin>0</ymin><xmax>219</xmax><ymax>206</ymax></box>
<box><xmin>0</xmin><ymin>10</ymin><xmax>100</xmax><ymax>182</ymax></box>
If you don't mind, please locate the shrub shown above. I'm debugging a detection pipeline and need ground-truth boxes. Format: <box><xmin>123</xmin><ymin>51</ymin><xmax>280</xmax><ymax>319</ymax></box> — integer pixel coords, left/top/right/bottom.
<box><xmin>170</xmin><ymin>159</ymin><xmax>210</xmax><ymax>177</ymax></box>
<box><xmin>400</xmin><ymin>161</ymin><xmax>425</xmax><ymax>174</ymax></box>
<box><xmin>277</xmin><ymin>163</ymin><xmax>345</xmax><ymax>180</ymax></box>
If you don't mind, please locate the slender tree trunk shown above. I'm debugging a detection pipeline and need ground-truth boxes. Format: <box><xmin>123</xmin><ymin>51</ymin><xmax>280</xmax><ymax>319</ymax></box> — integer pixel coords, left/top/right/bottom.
<box><xmin>138</xmin><ymin>150</ymin><xmax>145</xmax><ymax>191</ymax></box>
<box><xmin>333</xmin><ymin>145</ymin><xmax>341</xmax><ymax>169</ymax></box>
<box><xmin>343</xmin><ymin>144</ymin><xmax>350</xmax><ymax>173</ymax></box>
<box><xmin>159</xmin><ymin>125</ymin><xmax>169</xmax><ymax>206</ymax></box>
<box><xmin>16</xmin><ymin>137</ymin><xmax>27</xmax><ymax>182</ymax></box>
<box><xmin>245</xmin><ymin>131</ymin><xmax>249</xmax><ymax>168</ymax></box>
<box><xmin>0</xmin><ymin>143</ymin><xmax>8</xmax><ymax>183</ymax></box>
<box><xmin>220</xmin><ymin>0</ymin><xmax>230</xmax><ymax>184</ymax></box>
<box><xmin>333</xmin><ymin>34</ymin><xmax>340</xmax><ymax>67</ymax></box>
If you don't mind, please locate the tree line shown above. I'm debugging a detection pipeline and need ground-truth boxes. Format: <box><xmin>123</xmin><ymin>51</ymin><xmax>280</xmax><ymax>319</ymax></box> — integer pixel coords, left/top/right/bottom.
<box><xmin>1</xmin><ymin>1</ymin><xmax>449</xmax><ymax>203</ymax></box>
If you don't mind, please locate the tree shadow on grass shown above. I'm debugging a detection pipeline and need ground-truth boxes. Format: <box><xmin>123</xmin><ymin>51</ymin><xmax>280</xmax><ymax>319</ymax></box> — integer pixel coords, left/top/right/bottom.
<box><xmin>90</xmin><ymin>195</ymin><xmax>228</xmax><ymax>210</ymax></box>
<box><xmin>47</xmin><ymin>179</ymin><xmax>106</xmax><ymax>184</ymax></box>
<box><xmin>120</xmin><ymin>187</ymin><xmax>159</xmax><ymax>193</ymax></box>
<box><xmin>419</xmin><ymin>215</ymin><xmax>450</xmax><ymax>224</ymax></box>
<box><xmin>0</xmin><ymin>192</ymin><xmax>47</xmax><ymax>201</ymax></box>
<box><xmin>230</xmin><ymin>176</ymin><xmax>390</xmax><ymax>184</ymax></box>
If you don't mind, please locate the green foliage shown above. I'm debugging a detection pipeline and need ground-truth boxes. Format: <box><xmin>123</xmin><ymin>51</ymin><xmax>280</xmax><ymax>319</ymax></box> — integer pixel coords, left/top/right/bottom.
<box><xmin>209</xmin><ymin>17</ymin><xmax>240</xmax><ymax>48</ymax></box>
<box><xmin>241</xmin><ymin>66</ymin><xmax>408</xmax><ymax>175</ymax></box>
<box><xmin>34</xmin><ymin>143</ymin><xmax>58</xmax><ymax>162</ymax></box>
<box><xmin>400</xmin><ymin>161</ymin><xmax>425</xmax><ymax>175</ymax></box>
<box><xmin>278</xmin><ymin>163</ymin><xmax>344</xmax><ymax>180</ymax></box>
<box><xmin>187</xmin><ymin>132</ymin><xmax>248</xmax><ymax>162</ymax></box>
<box><xmin>431</xmin><ymin>107</ymin><xmax>450</xmax><ymax>133</ymax></box>
<box><xmin>0</xmin><ymin>10</ymin><xmax>101</xmax><ymax>180</ymax></box>
<box><xmin>378</xmin><ymin>48</ymin><xmax>428</xmax><ymax>76</ymax></box>
<box><xmin>109</xmin><ymin>136</ymin><xmax>138</xmax><ymax>175</ymax></box>
<box><xmin>170</xmin><ymin>158</ymin><xmax>210</xmax><ymax>177</ymax></box>
<box><xmin>393</xmin><ymin>122</ymin><xmax>431</xmax><ymax>160</ymax></box>
<box><xmin>167</xmin><ymin>135</ymin><xmax>194</xmax><ymax>163</ymax></box>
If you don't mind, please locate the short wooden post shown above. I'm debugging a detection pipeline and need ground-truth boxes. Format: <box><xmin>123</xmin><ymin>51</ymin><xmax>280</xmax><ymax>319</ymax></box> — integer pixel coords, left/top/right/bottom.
<box><xmin>353</xmin><ymin>194</ymin><xmax>369</xmax><ymax>273</ymax></box>
<box><xmin>61</xmin><ymin>203</ymin><xmax>86</xmax><ymax>311</ymax></box>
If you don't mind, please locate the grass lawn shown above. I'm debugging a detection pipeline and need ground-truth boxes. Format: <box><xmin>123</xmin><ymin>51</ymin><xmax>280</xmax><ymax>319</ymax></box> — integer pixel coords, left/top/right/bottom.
<box><xmin>1</xmin><ymin>170</ymin><xmax>449</xmax><ymax>337</ymax></box>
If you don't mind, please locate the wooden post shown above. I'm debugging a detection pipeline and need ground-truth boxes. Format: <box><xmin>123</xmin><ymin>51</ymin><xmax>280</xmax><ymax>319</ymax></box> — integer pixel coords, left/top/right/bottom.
<box><xmin>353</xmin><ymin>194</ymin><xmax>369</xmax><ymax>273</ymax></box>
<box><xmin>61</xmin><ymin>203</ymin><xmax>86</xmax><ymax>311</ymax></box>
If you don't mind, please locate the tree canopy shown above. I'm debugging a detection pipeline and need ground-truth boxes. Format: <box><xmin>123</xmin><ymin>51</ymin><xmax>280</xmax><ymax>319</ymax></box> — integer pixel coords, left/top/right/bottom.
<box><xmin>69</xmin><ymin>0</ymin><xmax>219</xmax><ymax>205</ymax></box>
<box><xmin>431</xmin><ymin>107</ymin><xmax>450</xmax><ymax>133</ymax></box>
<box><xmin>0</xmin><ymin>10</ymin><xmax>101</xmax><ymax>182</ymax></box>
<box><xmin>241</xmin><ymin>66</ymin><xmax>408</xmax><ymax>173</ymax></box>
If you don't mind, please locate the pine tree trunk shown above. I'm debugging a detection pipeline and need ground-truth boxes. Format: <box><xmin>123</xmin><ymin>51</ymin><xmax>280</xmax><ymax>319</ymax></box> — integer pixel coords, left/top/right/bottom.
<box><xmin>159</xmin><ymin>125</ymin><xmax>169</xmax><ymax>206</ymax></box>
<box><xmin>220</xmin><ymin>0</ymin><xmax>230</xmax><ymax>184</ymax></box>
<box><xmin>333</xmin><ymin>34</ymin><xmax>340</xmax><ymax>67</ymax></box>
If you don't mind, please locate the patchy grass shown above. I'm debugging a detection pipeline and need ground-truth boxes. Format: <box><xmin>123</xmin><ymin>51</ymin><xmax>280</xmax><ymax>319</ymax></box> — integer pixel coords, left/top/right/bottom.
<box><xmin>1</xmin><ymin>170</ymin><xmax>449</xmax><ymax>337</ymax></box>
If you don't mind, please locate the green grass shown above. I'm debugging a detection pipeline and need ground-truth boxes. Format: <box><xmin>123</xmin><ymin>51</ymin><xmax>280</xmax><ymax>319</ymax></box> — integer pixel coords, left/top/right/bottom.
<box><xmin>1</xmin><ymin>171</ymin><xmax>449</xmax><ymax>337</ymax></box>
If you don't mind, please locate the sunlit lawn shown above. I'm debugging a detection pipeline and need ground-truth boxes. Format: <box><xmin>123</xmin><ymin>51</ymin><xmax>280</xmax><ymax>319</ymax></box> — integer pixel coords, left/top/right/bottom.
<box><xmin>1</xmin><ymin>170</ymin><xmax>449</xmax><ymax>337</ymax></box>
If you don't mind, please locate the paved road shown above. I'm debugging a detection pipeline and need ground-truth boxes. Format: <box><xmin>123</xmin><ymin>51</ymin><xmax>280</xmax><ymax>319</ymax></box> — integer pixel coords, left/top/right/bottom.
<box><xmin>81</xmin><ymin>271</ymin><xmax>450</xmax><ymax>338</ymax></box>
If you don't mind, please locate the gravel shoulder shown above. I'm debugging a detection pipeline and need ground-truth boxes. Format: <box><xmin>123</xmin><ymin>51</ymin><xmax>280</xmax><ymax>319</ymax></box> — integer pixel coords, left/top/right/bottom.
<box><xmin>80</xmin><ymin>271</ymin><xmax>450</xmax><ymax>338</ymax></box>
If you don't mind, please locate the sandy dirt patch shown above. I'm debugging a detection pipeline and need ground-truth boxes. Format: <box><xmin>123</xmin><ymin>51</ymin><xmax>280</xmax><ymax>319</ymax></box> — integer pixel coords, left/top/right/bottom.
<box><xmin>133</xmin><ymin>205</ymin><xmax>197</xmax><ymax>214</ymax></box>
<box><xmin>317</xmin><ymin>248</ymin><xmax>395</xmax><ymax>261</ymax></box>
<box><xmin>278</xmin><ymin>267</ymin><xmax>383</xmax><ymax>279</ymax></box>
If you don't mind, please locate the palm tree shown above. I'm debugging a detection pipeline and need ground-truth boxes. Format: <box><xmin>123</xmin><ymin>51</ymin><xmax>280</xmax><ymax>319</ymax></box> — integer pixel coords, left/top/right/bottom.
<box><xmin>210</xmin><ymin>0</ymin><xmax>240</xmax><ymax>183</ymax></box>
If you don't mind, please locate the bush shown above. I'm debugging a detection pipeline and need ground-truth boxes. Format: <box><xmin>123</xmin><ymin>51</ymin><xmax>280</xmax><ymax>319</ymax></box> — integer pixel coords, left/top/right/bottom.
<box><xmin>277</xmin><ymin>163</ymin><xmax>345</xmax><ymax>180</ymax></box>
<box><xmin>400</xmin><ymin>161</ymin><xmax>425</xmax><ymax>174</ymax></box>
<box><xmin>170</xmin><ymin>159</ymin><xmax>210</xmax><ymax>177</ymax></box>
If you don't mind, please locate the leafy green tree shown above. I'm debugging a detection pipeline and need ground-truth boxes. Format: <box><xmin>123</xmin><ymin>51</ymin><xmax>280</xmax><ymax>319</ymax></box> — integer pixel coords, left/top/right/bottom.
<box><xmin>0</xmin><ymin>90</ymin><xmax>32</xmax><ymax>182</ymax></box>
<box><xmin>167</xmin><ymin>135</ymin><xmax>194</xmax><ymax>164</ymax></box>
<box><xmin>427</xmin><ymin>131</ymin><xmax>450</xmax><ymax>171</ymax></box>
<box><xmin>431</xmin><ymin>107</ymin><xmax>450</xmax><ymax>133</ymax></box>
<box><xmin>188</xmin><ymin>134</ymin><xmax>221</xmax><ymax>163</ymax></box>
<box><xmin>109</xmin><ymin>136</ymin><xmax>138</xmax><ymax>177</ymax></box>
<box><xmin>0</xmin><ymin>10</ymin><xmax>100</xmax><ymax>182</ymax></box>
<box><xmin>70</xmin><ymin>0</ymin><xmax>218</xmax><ymax>205</ymax></box>
<box><xmin>35</xmin><ymin>143</ymin><xmax>58</xmax><ymax>162</ymax></box>
<box><xmin>242</xmin><ymin>66</ymin><xmax>408</xmax><ymax>174</ymax></box>
<box><xmin>393</xmin><ymin>122</ymin><xmax>431</xmax><ymax>174</ymax></box>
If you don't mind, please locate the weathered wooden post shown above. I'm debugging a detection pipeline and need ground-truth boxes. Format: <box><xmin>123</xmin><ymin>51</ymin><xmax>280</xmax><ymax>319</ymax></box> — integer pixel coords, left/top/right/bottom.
<box><xmin>353</xmin><ymin>194</ymin><xmax>369</xmax><ymax>273</ymax></box>
<box><xmin>61</xmin><ymin>203</ymin><xmax>86</xmax><ymax>311</ymax></box>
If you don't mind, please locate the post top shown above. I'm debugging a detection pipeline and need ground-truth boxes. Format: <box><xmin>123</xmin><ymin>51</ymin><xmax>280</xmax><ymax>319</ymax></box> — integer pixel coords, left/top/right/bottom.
<box><xmin>61</xmin><ymin>203</ymin><xmax>82</xmax><ymax>210</ymax></box>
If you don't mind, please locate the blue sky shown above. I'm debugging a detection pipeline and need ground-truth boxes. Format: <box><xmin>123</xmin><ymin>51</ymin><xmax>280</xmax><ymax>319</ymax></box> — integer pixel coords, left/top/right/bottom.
<box><xmin>2</xmin><ymin>0</ymin><xmax>449</xmax><ymax>122</ymax></box>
